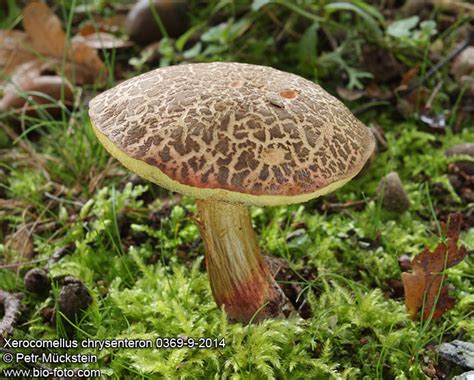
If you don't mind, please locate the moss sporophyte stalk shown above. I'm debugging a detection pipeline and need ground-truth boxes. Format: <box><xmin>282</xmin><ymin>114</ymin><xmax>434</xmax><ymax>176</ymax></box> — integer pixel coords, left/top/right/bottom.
<box><xmin>88</xmin><ymin>62</ymin><xmax>375</xmax><ymax>323</ymax></box>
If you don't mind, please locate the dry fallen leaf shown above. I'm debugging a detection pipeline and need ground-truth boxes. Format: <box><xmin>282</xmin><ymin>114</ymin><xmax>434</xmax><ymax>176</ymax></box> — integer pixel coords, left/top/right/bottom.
<box><xmin>0</xmin><ymin>74</ymin><xmax>74</xmax><ymax>115</ymax></box>
<box><xmin>0</xmin><ymin>2</ymin><xmax>108</xmax><ymax>114</ymax></box>
<box><xmin>68</xmin><ymin>42</ymin><xmax>107</xmax><ymax>85</ymax></box>
<box><xmin>0</xmin><ymin>30</ymin><xmax>36</xmax><ymax>76</ymax></box>
<box><xmin>3</xmin><ymin>59</ymin><xmax>44</xmax><ymax>89</ymax></box>
<box><xmin>0</xmin><ymin>59</ymin><xmax>74</xmax><ymax>116</ymax></box>
<box><xmin>397</xmin><ymin>86</ymin><xmax>431</xmax><ymax>118</ymax></box>
<box><xmin>397</xmin><ymin>66</ymin><xmax>419</xmax><ymax>91</ymax></box>
<box><xmin>5</xmin><ymin>224</ymin><xmax>35</xmax><ymax>262</ymax></box>
<box><xmin>402</xmin><ymin>213</ymin><xmax>467</xmax><ymax>320</ymax></box>
<box><xmin>22</xmin><ymin>1</ymin><xmax>66</xmax><ymax>58</ymax></box>
<box><xmin>21</xmin><ymin>2</ymin><xmax>107</xmax><ymax>85</ymax></box>
<box><xmin>365</xmin><ymin>82</ymin><xmax>393</xmax><ymax>100</ymax></box>
<box><xmin>79</xmin><ymin>14</ymin><xmax>127</xmax><ymax>36</ymax></box>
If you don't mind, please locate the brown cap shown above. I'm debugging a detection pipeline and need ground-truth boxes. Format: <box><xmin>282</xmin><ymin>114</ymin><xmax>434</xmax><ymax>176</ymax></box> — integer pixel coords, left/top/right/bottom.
<box><xmin>89</xmin><ymin>62</ymin><xmax>375</xmax><ymax>206</ymax></box>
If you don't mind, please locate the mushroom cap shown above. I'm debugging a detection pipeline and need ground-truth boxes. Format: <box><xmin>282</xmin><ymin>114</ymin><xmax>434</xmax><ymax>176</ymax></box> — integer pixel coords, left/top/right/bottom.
<box><xmin>89</xmin><ymin>62</ymin><xmax>375</xmax><ymax>206</ymax></box>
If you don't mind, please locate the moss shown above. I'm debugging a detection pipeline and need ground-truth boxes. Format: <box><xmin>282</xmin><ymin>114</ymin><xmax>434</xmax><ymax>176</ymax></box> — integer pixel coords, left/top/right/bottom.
<box><xmin>1</xmin><ymin>2</ymin><xmax>473</xmax><ymax>378</ymax></box>
<box><xmin>2</xmin><ymin>172</ymin><xmax>467</xmax><ymax>378</ymax></box>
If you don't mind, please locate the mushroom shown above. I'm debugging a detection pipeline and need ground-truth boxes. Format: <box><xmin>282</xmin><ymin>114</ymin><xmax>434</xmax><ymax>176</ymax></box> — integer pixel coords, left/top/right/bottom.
<box><xmin>88</xmin><ymin>62</ymin><xmax>375</xmax><ymax>323</ymax></box>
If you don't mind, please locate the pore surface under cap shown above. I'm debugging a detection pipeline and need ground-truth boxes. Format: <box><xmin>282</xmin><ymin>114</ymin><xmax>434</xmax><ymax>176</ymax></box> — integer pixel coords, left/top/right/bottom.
<box><xmin>89</xmin><ymin>62</ymin><xmax>375</xmax><ymax>205</ymax></box>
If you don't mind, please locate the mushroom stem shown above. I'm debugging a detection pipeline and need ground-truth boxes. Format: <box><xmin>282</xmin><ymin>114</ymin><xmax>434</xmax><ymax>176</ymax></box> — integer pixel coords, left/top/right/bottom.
<box><xmin>196</xmin><ymin>199</ymin><xmax>291</xmax><ymax>323</ymax></box>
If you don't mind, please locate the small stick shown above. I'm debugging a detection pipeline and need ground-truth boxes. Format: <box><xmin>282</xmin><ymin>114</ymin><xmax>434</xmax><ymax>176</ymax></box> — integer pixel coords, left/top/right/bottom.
<box><xmin>0</xmin><ymin>258</ymin><xmax>48</xmax><ymax>270</ymax></box>
<box><xmin>403</xmin><ymin>30</ymin><xmax>474</xmax><ymax>95</ymax></box>
<box><xmin>0</xmin><ymin>290</ymin><xmax>22</xmax><ymax>337</ymax></box>
<box><xmin>44</xmin><ymin>192</ymin><xmax>84</xmax><ymax>207</ymax></box>
<box><xmin>425</xmin><ymin>80</ymin><xmax>444</xmax><ymax>111</ymax></box>
<box><xmin>264</xmin><ymin>9</ymin><xmax>301</xmax><ymax>39</ymax></box>
<box><xmin>45</xmin><ymin>244</ymin><xmax>75</xmax><ymax>269</ymax></box>
<box><xmin>322</xmin><ymin>198</ymin><xmax>371</xmax><ymax>211</ymax></box>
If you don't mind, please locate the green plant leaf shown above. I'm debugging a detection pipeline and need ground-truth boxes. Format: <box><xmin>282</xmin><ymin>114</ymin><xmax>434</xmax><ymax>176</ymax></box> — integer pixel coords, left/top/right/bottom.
<box><xmin>325</xmin><ymin>2</ymin><xmax>382</xmax><ymax>36</ymax></box>
<box><xmin>387</xmin><ymin>16</ymin><xmax>419</xmax><ymax>38</ymax></box>
<box><xmin>252</xmin><ymin>0</ymin><xmax>271</xmax><ymax>11</ymax></box>
<box><xmin>176</xmin><ymin>25</ymin><xmax>202</xmax><ymax>52</ymax></box>
<box><xmin>183</xmin><ymin>42</ymin><xmax>202</xmax><ymax>59</ymax></box>
<box><xmin>298</xmin><ymin>22</ymin><xmax>319</xmax><ymax>68</ymax></box>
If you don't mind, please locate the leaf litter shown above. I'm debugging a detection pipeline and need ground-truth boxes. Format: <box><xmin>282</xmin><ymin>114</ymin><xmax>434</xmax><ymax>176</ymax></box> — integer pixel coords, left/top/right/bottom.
<box><xmin>402</xmin><ymin>213</ymin><xmax>468</xmax><ymax>321</ymax></box>
<box><xmin>0</xmin><ymin>2</ymin><xmax>108</xmax><ymax>114</ymax></box>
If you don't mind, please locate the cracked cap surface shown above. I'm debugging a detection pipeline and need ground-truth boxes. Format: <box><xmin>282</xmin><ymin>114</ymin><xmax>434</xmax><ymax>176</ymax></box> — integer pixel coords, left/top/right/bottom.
<box><xmin>89</xmin><ymin>62</ymin><xmax>375</xmax><ymax>206</ymax></box>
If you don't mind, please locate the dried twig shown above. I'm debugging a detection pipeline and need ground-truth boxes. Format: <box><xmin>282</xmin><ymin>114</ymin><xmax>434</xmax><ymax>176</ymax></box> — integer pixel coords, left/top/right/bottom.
<box><xmin>44</xmin><ymin>192</ymin><xmax>84</xmax><ymax>207</ymax></box>
<box><xmin>264</xmin><ymin>9</ymin><xmax>301</xmax><ymax>39</ymax></box>
<box><xmin>0</xmin><ymin>258</ymin><xmax>48</xmax><ymax>270</ymax></box>
<box><xmin>322</xmin><ymin>199</ymin><xmax>371</xmax><ymax>212</ymax></box>
<box><xmin>45</xmin><ymin>244</ymin><xmax>75</xmax><ymax>270</ymax></box>
<box><xmin>403</xmin><ymin>30</ymin><xmax>474</xmax><ymax>95</ymax></box>
<box><xmin>424</xmin><ymin>80</ymin><xmax>444</xmax><ymax>112</ymax></box>
<box><xmin>0</xmin><ymin>290</ymin><xmax>22</xmax><ymax>338</ymax></box>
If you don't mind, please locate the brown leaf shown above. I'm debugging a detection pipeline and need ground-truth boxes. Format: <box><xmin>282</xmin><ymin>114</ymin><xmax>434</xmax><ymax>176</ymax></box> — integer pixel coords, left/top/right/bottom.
<box><xmin>0</xmin><ymin>73</ymin><xmax>74</xmax><ymax>115</ymax></box>
<box><xmin>79</xmin><ymin>14</ymin><xmax>127</xmax><ymax>36</ymax></box>
<box><xmin>0</xmin><ymin>30</ymin><xmax>35</xmax><ymax>76</ymax></box>
<box><xmin>5</xmin><ymin>225</ymin><xmax>35</xmax><ymax>262</ymax></box>
<box><xmin>397</xmin><ymin>87</ymin><xmax>431</xmax><ymax>117</ymax></box>
<box><xmin>365</xmin><ymin>82</ymin><xmax>392</xmax><ymax>100</ymax></box>
<box><xmin>402</xmin><ymin>213</ymin><xmax>467</xmax><ymax>320</ymax></box>
<box><xmin>69</xmin><ymin>41</ymin><xmax>107</xmax><ymax>85</ymax></box>
<box><xmin>0</xmin><ymin>2</ymin><xmax>108</xmax><ymax>113</ymax></box>
<box><xmin>79</xmin><ymin>23</ymin><xmax>97</xmax><ymax>37</ymax></box>
<box><xmin>99</xmin><ymin>14</ymin><xmax>127</xmax><ymax>32</ymax></box>
<box><xmin>397</xmin><ymin>67</ymin><xmax>419</xmax><ymax>90</ymax></box>
<box><xmin>3</xmin><ymin>59</ymin><xmax>44</xmax><ymax>89</ymax></box>
<box><xmin>1</xmin><ymin>60</ymin><xmax>44</xmax><ymax>111</ymax></box>
<box><xmin>22</xmin><ymin>1</ymin><xmax>66</xmax><ymax>58</ymax></box>
<box><xmin>0</xmin><ymin>58</ymin><xmax>74</xmax><ymax>117</ymax></box>
<box><xmin>3</xmin><ymin>2</ymin><xmax>106</xmax><ymax>90</ymax></box>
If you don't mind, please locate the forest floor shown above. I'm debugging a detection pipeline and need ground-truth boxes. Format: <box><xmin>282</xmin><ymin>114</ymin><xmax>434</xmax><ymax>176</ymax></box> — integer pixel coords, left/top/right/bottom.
<box><xmin>0</xmin><ymin>1</ymin><xmax>473</xmax><ymax>379</ymax></box>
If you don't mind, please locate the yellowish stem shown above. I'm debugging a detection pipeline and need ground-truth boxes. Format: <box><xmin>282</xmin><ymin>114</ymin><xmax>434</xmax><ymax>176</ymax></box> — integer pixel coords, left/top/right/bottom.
<box><xmin>196</xmin><ymin>199</ymin><xmax>290</xmax><ymax>323</ymax></box>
